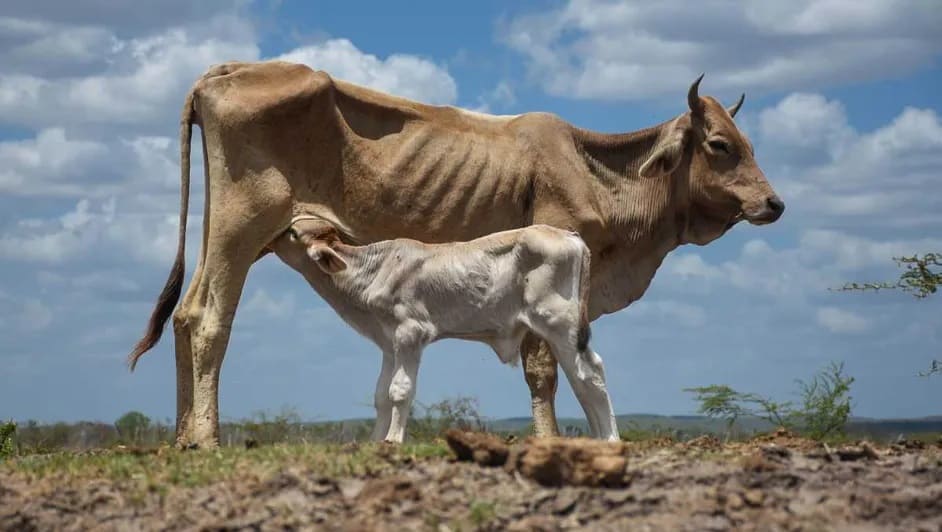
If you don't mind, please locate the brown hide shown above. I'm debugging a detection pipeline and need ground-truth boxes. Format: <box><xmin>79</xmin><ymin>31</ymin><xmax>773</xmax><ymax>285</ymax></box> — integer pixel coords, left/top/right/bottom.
<box><xmin>129</xmin><ymin>61</ymin><xmax>782</xmax><ymax>447</ymax></box>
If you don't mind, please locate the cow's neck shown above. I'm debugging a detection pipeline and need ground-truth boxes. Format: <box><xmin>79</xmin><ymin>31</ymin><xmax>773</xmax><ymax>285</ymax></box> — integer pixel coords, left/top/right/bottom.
<box><xmin>574</xmin><ymin>122</ymin><xmax>691</xmax><ymax>316</ymax></box>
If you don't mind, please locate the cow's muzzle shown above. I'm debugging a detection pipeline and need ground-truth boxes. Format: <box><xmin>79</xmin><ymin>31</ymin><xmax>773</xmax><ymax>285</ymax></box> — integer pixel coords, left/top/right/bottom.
<box><xmin>745</xmin><ymin>195</ymin><xmax>785</xmax><ymax>225</ymax></box>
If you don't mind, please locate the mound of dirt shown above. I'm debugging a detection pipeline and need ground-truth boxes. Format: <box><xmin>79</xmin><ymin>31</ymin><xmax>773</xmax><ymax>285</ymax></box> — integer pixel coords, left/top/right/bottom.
<box><xmin>3</xmin><ymin>435</ymin><xmax>942</xmax><ymax>531</ymax></box>
<box><xmin>445</xmin><ymin>429</ymin><xmax>629</xmax><ymax>488</ymax></box>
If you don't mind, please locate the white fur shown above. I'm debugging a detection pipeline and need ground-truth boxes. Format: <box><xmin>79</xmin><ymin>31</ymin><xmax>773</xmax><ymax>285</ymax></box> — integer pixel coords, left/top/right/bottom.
<box><xmin>269</xmin><ymin>223</ymin><xmax>619</xmax><ymax>442</ymax></box>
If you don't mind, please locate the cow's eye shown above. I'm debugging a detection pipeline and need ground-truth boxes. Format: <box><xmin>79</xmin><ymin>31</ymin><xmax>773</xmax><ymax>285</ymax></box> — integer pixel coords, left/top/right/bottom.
<box><xmin>707</xmin><ymin>139</ymin><xmax>730</xmax><ymax>154</ymax></box>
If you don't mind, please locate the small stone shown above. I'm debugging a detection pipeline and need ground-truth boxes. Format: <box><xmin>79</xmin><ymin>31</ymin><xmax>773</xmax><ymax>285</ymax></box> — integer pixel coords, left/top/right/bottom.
<box><xmin>744</xmin><ymin>489</ymin><xmax>765</xmax><ymax>507</ymax></box>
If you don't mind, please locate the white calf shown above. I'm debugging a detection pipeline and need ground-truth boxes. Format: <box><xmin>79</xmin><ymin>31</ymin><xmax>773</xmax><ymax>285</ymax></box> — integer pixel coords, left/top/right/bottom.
<box><xmin>267</xmin><ymin>216</ymin><xmax>619</xmax><ymax>442</ymax></box>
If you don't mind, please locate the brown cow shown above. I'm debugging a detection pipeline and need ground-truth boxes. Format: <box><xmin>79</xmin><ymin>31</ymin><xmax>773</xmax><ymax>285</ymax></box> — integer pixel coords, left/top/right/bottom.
<box><xmin>128</xmin><ymin>61</ymin><xmax>783</xmax><ymax>448</ymax></box>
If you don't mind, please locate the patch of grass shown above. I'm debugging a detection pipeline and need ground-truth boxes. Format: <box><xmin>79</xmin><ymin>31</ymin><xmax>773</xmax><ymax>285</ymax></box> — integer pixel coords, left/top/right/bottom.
<box><xmin>468</xmin><ymin>500</ymin><xmax>497</xmax><ymax>528</ymax></box>
<box><xmin>1</xmin><ymin>441</ymin><xmax>450</xmax><ymax>488</ymax></box>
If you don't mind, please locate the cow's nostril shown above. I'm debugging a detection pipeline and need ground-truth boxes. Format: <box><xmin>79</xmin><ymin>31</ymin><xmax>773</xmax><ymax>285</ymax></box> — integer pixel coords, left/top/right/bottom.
<box><xmin>766</xmin><ymin>196</ymin><xmax>785</xmax><ymax>215</ymax></box>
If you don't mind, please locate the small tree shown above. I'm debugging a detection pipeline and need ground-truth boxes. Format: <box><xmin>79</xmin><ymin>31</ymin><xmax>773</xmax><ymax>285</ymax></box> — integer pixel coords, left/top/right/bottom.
<box><xmin>114</xmin><ymin>411</ymin><xmax>151</xmax><ymax>444</ymax></box>
<box><xmin>686</xmin><ymin>362</ymin><xmax>854</xmax><ymax>441</ymax></box>
<box><xmin>838</xmin><ymin>252</ymin><xmax>941</xmax><ymax>376</ymax></box>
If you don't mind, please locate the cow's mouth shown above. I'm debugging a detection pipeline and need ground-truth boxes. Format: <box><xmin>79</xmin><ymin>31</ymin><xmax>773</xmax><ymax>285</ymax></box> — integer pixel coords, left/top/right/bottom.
<box><xmin>725</xmin><ymin>212</ymin><xmax>744</xmax><ymax>230</ymax></box>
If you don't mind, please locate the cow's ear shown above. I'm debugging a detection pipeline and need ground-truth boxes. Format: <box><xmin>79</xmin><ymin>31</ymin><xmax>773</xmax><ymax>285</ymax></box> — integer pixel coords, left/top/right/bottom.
<box><xmin>639</xmin><ymin>125</ymin><xmax>686</xmax><ymax>178</ymax></box>
<box><xmin>307</xmin><ymin>242</ymin><xmax>348</xmax><ymax>274</ymax></box>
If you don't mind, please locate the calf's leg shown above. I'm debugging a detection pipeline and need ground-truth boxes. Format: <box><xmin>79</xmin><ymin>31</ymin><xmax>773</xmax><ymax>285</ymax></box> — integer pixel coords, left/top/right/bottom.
<box><xmin>371</xmin><ymin>350</ymin><xmax>395</xmax><ymax>441</ymax></box>
<box><xmin>552</xmin><ymin>343</ymin><xmax>619</xmax><ymax>441</ymax></box>
<box><xmin>385</xmin><ymin>345</ymin><xmax>421</xmax><ymax>443</ymax></box>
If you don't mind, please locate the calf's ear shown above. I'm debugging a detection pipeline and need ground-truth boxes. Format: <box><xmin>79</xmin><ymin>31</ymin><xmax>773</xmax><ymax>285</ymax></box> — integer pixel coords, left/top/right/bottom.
<box><xmin>639</xmin><ymin>123</ymin><xmax>687</xmax><ymax>178</ymax></box>
<box><xmin>307</xmin><ymin>242</ymin><xmax>348</xmax><ymax>274</ymax></box>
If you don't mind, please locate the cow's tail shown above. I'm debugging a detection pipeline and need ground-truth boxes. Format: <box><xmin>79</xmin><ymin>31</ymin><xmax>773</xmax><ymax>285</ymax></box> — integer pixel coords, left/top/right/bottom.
<box><xmin>127</xmin><ymin>88</ymin><xmax>196</xmax><ymax>371</ymax></box>
<box><xmin>576</xmin><ymin>238</ymin><xmax>592</xmax><ymax>352</ymax></box>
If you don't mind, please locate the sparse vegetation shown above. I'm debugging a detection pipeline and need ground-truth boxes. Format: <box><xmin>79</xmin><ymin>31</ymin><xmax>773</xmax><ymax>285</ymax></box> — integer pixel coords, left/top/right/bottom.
<box><xmin>3</xmin><ymin>441</ymin><xmax>450</xmax><ymax>487</ymax></box>
<box><xmin>686</xmin><ymin>361</ymin><xmax>855</xmax><ymax>441</ymax></box>
<box><xmin>407</xmin><ymin>396</ymin><xmax>487</xmax><ymax>441</ymax></box>
<box><xmin>1</xmin><ymin>421</ymin><xmax>15</xmax><ymax>459</ymax></box>
<box><xmin>114</xmin><ymin>411</ymin><xmax>151</xmax><ymax>444</ymax></box>
<box><xmin>838</xmin><ymin>252</ymin><xmax>942</xmax><ymax>299</ymax></box>
<box><xmin>839</xmin><ymin>252</ymin><xmax>941</xmax><ymax>377</ymax></box>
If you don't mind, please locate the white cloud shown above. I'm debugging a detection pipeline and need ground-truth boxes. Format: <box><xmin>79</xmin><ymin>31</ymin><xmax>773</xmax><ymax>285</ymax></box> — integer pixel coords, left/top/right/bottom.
<box><xmin>473</xmin><ymin>81</ymin><xmax>516</xmax><ymax>113</ymax></box>
<box><xmin>630</xmin><ymin>300</ymin><xmax>707</xmax><ymax>328</ymax></box>
<box><xmin>664</xmin><ymin>228</ymin><xmax>942</xmax><ymax>303</ymax></box>
<box><xmin>816</xmin><ymin>306</ymin><xmax>869</xmax><ymax>334</ymax></box>
<box><xmin>757</xmin><ymin>93</ymin><xmax>855</xmax><ymax>165</ymax></box>
<box><xmin>799</xmin><ymin>230</ymin><xmax>942</xmax><ymax>271</ymax></box>
<box><xmin>0</xmin><ymin>128</ymin><xmax>110</xmax><ymax>195</ymax></box>
<box><xmin>0</xmin><ymin>198</ymin><xmax>115</xmax><ymax>263</ymax></box>
<box><xmin>242</xmin><ymin>288</ymin><xmax>297</xmax><ymax>320</ymax></box>
<box><xmin>761</xmin><ymin>98</ymin><xmax>942</xmax><ymax>227</ymax></box>
<box><xmin>0</xmin><ymin>18</ymin><xmax>260</xmax><ymax>131</ymax></box>
<box><xmin>0</xmin><ymin>197</ymin><xmax>193</xmax><ymax>265</ymax></box>
<box><xmin>502</xmin><ymin>0</ymin><xmax>942</xmax><ymax>100</ymax></box>
<box><xmin>277</xmin><ymin>39</ymin><xmax>457</xmax><ymax>105</ymax></box>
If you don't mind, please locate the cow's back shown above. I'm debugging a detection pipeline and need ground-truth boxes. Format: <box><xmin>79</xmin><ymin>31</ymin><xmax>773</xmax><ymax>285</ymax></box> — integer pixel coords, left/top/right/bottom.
<box><xmin>191</xmin><ymin>60</ymin><xmax>599</xmax><ymax>261</ymax></box>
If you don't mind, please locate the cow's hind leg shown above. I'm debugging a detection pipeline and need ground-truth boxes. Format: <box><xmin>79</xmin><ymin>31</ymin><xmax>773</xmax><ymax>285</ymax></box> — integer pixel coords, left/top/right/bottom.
<box><xmin>174</xmin><ymin>208</ymin><xmax>285</xmax><ymax>448</ymax></box>
<box><xmin>171</xmin><ymin>258</ymin><xmax>203</xmax><ymax>448</ymax></box>
<box><xmin>521</xmin><ymin>334</ymin><xmax>561</xmax><ymax>437</ymax></box>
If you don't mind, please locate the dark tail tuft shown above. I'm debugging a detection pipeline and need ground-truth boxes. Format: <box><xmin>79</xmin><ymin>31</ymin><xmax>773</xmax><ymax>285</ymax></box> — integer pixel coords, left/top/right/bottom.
<box><xmin>577</xmin><ymin>322</ymin><xmax>591</xmax><ymax>352</ymax></box>
<box><xmin>127</xmin><ymin>258</ymin><xmax>184</xmax><ymax>370</ymax></box>
<box><xmin>127</xmin><ymin>88</ymin><xmax>195</xmax><ymax>371</ymax></box>
<box><xmin>577</xmin><ymin>239</ymin><xmax>592</xmax><ymax>352</ymax></box>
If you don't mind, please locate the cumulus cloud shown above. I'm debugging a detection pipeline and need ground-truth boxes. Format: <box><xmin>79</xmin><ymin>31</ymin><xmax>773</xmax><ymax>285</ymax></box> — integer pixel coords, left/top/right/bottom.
<box><xmin>472</xmin><ymin>81</ymin><xmax>516</xmax><ymax>113</ymax></box>
<box><xmin>0</xmin><ymin>23</ymin><xmax>261</xmax><ymax>130</ymax></box>
<box><xmin>630</xmin><ymin>300</ymin><xmax>708</xmax><ymax>328</ymax></box>
<box><xmin>816</xmin><ymin>306</ymin><xmax>870</xmax><ymax>334</ymax></box>
<box><xmin>665</xmin><ymin>229</ymin><xmax>942</xmax><ymax>304</ymax></box>
<box><xmin>0</xmin><ymin>128</ymin><xmax>110</xmax><ymax>195</ymax></box>
<box><xmin>242</xmin><ymin>288</ymin><xmax>298</xmax><ymax>320</ymax></box>
<box><xmin>758</xmin><ymin>95</ymin><xmax>942</xmax><ymax>227</ymax></box>
<box><xmin>501</xmin><ymin>0</ymin><xmax>942</xmax><ymax>100</ymax></box>
<box><xmin>277</xmin><ymin>39</ymin><xmax>457</xmax><ymax>105</ymax></box>
<box><xmin>0</xmin><ymin>197</ymin><xmax>193</xmax><ymax>265</ymax></box>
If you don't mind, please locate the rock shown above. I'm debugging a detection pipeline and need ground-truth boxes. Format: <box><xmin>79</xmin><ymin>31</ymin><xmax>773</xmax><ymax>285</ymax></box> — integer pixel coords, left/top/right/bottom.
<box><xmin>445</xmin><ymin>429</ymin><xmax>510</xmax><ymax>467</ymax></box>
<box><xmin>506</xmin><ymin>437</ymin><xmax>628</xmax><ymax>488</ymax></box>
<box><xmin>744</xmin><ymin>489</ymin><xmax>765</xmax><ymax>507</ymax></box>
<box><xmin>836</xmin><ymin>443</ymin><xmax>879</xmax><ymax>461</ymax></box>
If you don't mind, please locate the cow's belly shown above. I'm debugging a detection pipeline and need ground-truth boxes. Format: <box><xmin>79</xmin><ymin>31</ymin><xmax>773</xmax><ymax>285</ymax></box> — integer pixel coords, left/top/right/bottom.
<box><xmin>336</xmin><ymin>126</ymin><xmax>535</xmax><ymax>244</ymax></box>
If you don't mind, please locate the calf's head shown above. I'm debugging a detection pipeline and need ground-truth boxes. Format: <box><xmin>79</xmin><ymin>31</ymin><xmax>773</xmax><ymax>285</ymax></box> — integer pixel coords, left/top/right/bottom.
<box><xmin>271</xmin><ymin>218</ymin><xmax>348</xmax><ymax>274</ymax></box>
<box><xmin>639</xmin><ymin>75</ymin><xmax>784</xmax><ymax>245</ymax></box>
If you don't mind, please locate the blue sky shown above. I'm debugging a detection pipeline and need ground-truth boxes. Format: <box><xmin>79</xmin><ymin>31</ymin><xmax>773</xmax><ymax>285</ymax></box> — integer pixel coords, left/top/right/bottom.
<box><xmin>1</xmin><ymin>0</ymin><xmax>941</xmax><ymax>425</ymax></box>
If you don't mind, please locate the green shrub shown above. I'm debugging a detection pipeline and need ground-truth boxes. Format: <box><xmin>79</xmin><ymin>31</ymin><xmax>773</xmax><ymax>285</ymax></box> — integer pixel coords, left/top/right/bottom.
<box><xmin>686</xmin><ymin>361</ymin><xmax>854</xmax><ymax>441</ymax></box>
<box><xmin>115</xmin><ymin>411</ymin><xmax>151</xmax><ymax>444</ymax></box>
<box><xmin>408</xmin><ymin>396</ymin><xmax>487</xmax><ymax>441</ymax></box>
<box><xmin>0</xmin><ymin>421</ymin><xmax>15</xmax><ymax>458</ymax></box>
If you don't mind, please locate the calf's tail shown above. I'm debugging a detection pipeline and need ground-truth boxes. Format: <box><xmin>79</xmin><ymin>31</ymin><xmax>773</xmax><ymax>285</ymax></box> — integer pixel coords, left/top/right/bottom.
<box><xmin>576</xmin><ymin>241</ymin><xmax>592</xmax><ymax>352</ymax></box>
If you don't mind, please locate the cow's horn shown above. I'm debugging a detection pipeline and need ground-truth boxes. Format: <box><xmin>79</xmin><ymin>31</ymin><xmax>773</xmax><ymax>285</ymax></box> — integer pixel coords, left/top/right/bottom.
<box><xmin>688</xmin><ymin>74</ymin><xmax>705</xmax><ymax>115</ymax></box>
<box><xmin>728</xmin><ymin>93</ymin><xmax>745</xmax><ymax>118</ymax></box>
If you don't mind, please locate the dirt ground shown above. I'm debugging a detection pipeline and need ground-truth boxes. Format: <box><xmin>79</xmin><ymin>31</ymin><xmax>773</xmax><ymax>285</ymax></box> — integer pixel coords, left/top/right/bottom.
<box><xmin>2</xmin><ymin>430</ymin><xmax>941</xmax><ymax>531</ymax></box>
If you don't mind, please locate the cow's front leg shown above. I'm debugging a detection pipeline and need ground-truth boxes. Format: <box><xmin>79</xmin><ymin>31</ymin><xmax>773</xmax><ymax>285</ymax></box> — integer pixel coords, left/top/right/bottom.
<box><xmin>521</xmin><ymin>333</ymin><xmax>561</xmax><ymax>437</ymax></box>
